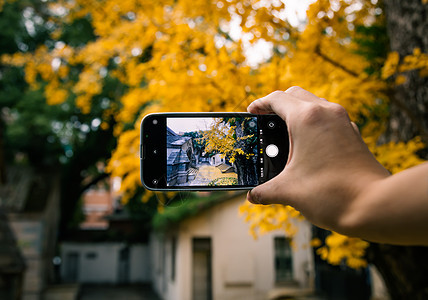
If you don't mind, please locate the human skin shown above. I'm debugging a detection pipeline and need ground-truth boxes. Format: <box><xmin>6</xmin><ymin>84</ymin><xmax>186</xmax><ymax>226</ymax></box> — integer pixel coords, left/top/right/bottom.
<box><xmin>246</xmin><ymin>86</ymin><xmax>428</xmax><ymax>245</ymax></box>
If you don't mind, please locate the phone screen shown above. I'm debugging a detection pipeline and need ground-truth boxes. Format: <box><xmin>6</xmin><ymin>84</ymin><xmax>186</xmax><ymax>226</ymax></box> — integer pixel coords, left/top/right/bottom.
<box><xmin>166</xmin><ymin>116</ymin><xmax>258</xmax><ymax>187</ymax></box>
<box><xmin>141</xmin><ymin>113</ymin><xmax>288</xmax><ymax>191</ymax></box>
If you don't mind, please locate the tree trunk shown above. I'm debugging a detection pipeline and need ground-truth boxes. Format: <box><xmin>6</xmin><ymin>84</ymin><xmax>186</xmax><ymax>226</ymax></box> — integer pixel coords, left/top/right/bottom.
<box><xmin>233</xmin><ymin>119</ymin><xmax>257</xmax><ymax>186</ymax></box>
<box><xmin>235</xmin><ymin>155</ymin><xmax>257</xmax><ymax>186</ymax></box>
<box><xmin>380</xmin><ymin>0</ymin><xmax>428</xmax><ymax>146</ymax></box>
<box><xmin>367</xmin><ymin>0</ymin><xmax>428</xmax><ymax>299</ymax></box>
<box><xmin>367</xmin><ymin>244</ymin><xmax>428</xmax><ymax>298</ymax></box>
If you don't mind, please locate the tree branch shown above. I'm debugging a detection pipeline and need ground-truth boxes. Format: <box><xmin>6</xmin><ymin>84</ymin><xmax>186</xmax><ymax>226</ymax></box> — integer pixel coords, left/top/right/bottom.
<box><xmin>315</xmin><ymin>44</ymin><xmax>360</xmax><ymax>78</ymax></box>
<box><xmin>315</xmin><ymin>44</ymin><xmax>428</xmax><ymax>143</ymax></box>
<box><xmin>78</xmin><ymin>172</ymin><xmax>110</xmax><ymax>195</ymax></box>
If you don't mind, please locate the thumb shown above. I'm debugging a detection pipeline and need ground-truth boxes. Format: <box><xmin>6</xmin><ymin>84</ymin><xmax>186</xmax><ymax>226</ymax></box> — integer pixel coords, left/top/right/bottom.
<box><xmin>246</xmin><ymin>173</ymin><xmax>291</xmax><ymax>205</ymax></box>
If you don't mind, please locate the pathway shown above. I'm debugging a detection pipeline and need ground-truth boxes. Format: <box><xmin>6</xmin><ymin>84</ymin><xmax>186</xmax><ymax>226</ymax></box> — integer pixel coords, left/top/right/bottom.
<box><xmin>79</xmin><ymin>284</ymin><xmax>161</xmax><ymax>300</ymax></box>
<box><xmin>189</xmin><ymin>164</ymin><xmax>237</xmax><ymax>186</ymax></box>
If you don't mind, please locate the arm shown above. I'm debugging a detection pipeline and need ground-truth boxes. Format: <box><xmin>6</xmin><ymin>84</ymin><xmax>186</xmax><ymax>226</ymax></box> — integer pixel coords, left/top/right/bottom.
<box><xmin>247</xmin><ymin>87</ymin><xmax>428</xmax><ymax>245</ymax></box>
<box><xmin>347</xmin><ymin>162</ymin><xmax>428</xmax><ymax>245</ymax></box>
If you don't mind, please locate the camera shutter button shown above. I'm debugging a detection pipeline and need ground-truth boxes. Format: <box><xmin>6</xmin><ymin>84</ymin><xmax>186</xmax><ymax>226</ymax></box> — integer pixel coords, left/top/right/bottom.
<box><xmin>266</xmin><ymin>144</ymin><xmax>279</xmax><ymax>158</ymax></box>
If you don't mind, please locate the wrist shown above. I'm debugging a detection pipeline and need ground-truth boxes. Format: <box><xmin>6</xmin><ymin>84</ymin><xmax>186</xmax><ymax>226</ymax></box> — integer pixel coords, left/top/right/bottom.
<box><xmin>337</xmin><ymin>171</ymin><xmax>391</xmax><ymax>241</ymax></box>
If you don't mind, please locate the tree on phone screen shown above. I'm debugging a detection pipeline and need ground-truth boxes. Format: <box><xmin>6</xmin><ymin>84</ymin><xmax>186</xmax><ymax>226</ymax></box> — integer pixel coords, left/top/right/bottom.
<box><xmin>200</xmin><ymin>117</ymin><xmax>257</xmax><ymax>186</ymax></box>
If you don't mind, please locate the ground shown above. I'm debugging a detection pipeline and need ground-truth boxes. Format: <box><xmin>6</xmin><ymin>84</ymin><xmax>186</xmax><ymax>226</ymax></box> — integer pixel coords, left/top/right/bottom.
<box><xmin>79</xmin><ymin>284</ymin><xmax>161</xmax><ymax>300</ymax></box>
<box><xmin>187</xmin><ymin>164</ymin><xmax>237</xmax><ymax>186</ymax></box>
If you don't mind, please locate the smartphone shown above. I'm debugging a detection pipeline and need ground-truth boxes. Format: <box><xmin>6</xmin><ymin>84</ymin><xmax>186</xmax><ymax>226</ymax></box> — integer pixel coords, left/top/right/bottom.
<box><xmin>140</xmin><ymin>112</ymin><xmax>289</xmax><ymax>191</ymax></box>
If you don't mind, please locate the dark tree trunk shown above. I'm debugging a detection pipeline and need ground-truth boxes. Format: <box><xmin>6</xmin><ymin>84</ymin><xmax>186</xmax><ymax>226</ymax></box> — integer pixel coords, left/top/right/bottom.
<box><xmin>367</xmin><ymin>1</ymin><xmax>428</xmax><ymax>299</ymax></box>
<box><xmin>367</xmin><ymin>244</ymin><xmax>428</xmax><ymax>298</ymax></box>
<box><xmin>59</xmin><ymin>119</ymin><xmax>116</xmax><ymax>238</ymax></box>
<box><xmin>380</xmin><ymin>0</ymin><xmax>428</xmax><ymax>146</ymax></box>
<box><xmin>233</xmin><ymin>119</ymin><xmax>257</xmax><ymax>186</ymax></box>
<box><xmin>235</xmin><ymin>155</ymin><xmax>257</xmax><ymax>186</ymax></box>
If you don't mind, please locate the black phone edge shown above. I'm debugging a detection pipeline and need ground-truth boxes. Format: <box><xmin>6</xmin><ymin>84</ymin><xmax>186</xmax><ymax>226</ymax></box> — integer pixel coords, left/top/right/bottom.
<box><xmin>140</xmin><ymin>112</ymin><xmax>287</xmax><ymax>191</ymax></box>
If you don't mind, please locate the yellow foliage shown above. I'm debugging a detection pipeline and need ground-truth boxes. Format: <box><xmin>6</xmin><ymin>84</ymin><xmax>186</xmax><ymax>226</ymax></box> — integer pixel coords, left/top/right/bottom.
<box><xmin>106</xmin><ymin>128</ymin><xmax>141</xmax><ymax>204</ymax></box>
<box><xmin>45</xmin><ymin>79</ymin><xmax>68</xmax><ymax>105</ymax></box>
<box><xmin>239</xmin><ymin>201</ymin><xmax>303</xmax><ymax>239</ymax></box>
<box><xmin>381</xmin><ymin>51</ymin><xmax>400</xmax><ymax>79</ymax></box>
<box><xmin>370</xmin><ymin>137</ymin><xmax>425</xmax><ymax>174</ymax></box>
<box><xmin>316</xmin><ymin>232</ymin><xmax>370</xmax><ymax>269</ymax></box>
<box><xmin>382</xmin><ymin>49</ymin><xmax>428</xmax><ymax>81</ymax></box>
<box><xmin>199</xmin><ymin>118</ymin><xmax>255</xmax><ymax>164</ymax></box>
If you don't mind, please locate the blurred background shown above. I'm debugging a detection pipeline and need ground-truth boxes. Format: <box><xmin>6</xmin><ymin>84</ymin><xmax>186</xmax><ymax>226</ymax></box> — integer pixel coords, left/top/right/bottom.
<box><xmin>0</xmin><ymin>0</ymin><xmax>427</xmax><ymax>299</ymax></box>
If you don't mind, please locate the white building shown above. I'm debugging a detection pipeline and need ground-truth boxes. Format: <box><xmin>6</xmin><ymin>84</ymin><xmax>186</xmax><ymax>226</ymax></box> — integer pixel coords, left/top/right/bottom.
<box><xmin>58</xmin><ymin>190</ymin><xmax>388</xmax><ymax>299</ymax></box>
<box><xmin>209</xmin><ymin>153</ymin><xmax>226</xmax><ymax>166</ymax></box>
<box><xmin>150</xmin><ymin>192</ymin><xmax>314</xmax><ymax>300</ymax></box>
<box><xmin>60</xmin><ymin>242</ymin><xmax>150</xmax><ymax>284</ymax></box>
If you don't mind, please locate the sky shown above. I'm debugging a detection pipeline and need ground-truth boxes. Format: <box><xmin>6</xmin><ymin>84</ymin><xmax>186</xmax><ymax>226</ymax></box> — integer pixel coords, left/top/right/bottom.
<box><xmin>167</xmin><ymin>117</ymin><xmax>217</xmax><ymax>134</ymax></box>
<box><xmin>243</xmin><ymin>0</ymin><xmax>316</xmax><ymax>66</ymax></box>
<box><xmin>282</xmin><ymin>0</ymin><xmax>317</xmax><ymax>27</ymax></box>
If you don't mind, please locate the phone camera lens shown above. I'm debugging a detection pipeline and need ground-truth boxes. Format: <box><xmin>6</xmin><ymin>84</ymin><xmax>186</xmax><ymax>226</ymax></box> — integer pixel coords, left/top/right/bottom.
<box><xmin>267</xmin><ymin>121</ymin><xmax>276</xmax><ymax>129</ymax></box>
<box><xmin>152</xmin><ymin>179</ymin><xmax>158</xmax><ymax>185</ymax></box>
<box><xmin>153</xmin><ymin>119</ymin><xmax>158</xmax><ymax>125</ymax></box>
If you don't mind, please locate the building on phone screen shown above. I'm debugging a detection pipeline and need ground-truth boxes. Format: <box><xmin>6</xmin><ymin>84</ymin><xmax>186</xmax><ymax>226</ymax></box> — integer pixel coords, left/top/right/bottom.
<box><xmin>166</xmin><ymin>127</ymin><xmax>197</xmax><ymax>186</ymax></box>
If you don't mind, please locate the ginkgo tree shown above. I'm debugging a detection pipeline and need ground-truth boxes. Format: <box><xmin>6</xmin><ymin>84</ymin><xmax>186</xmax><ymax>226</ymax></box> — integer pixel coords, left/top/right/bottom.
<box><xmin>2</xmin><ymin>0</ymin><xmax>428</xmax><ymax>296</ymax></box>
<box><xmin>199</xmin><ymin>117</ymin><xmax>258</xmax><ymax>185</ymax></box>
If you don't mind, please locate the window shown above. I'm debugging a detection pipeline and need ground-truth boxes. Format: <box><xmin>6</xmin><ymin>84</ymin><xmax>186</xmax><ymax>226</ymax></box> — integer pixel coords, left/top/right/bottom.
<box><xmin>86</xmin><ymin>252</ymin><xmax>97</xmax><ymax>260</ymax></box>
<box><xmin>274</xmin><ymin>237</ymin><xmax>293</xmax><ymax>283</ymax></box>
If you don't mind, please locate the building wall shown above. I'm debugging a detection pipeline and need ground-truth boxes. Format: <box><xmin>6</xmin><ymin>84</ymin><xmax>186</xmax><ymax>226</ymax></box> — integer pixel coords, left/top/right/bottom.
<box><xmin>60</xmin><ymin>243</ymin><xmax>151</xmax><ymax>284</ymax></box>
<box><xmin>80</xmin><ymin>189</ymin><xmax>114</xmax><ymax>230</ymax></box>
<box><xmin>151</xmin><ymin>194</ymin><xmax>314</xmax><ymax>300</ymax></box>
<box><xmin>209</xmin><ymin>154</ymin><xmax>226</xmax><ymax>166</ymax></box>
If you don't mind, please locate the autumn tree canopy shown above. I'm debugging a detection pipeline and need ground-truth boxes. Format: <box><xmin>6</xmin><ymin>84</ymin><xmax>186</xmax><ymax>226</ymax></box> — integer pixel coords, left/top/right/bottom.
<box><xmin>1</xmin><ymin>0</ymin><xmax>427</xmax><ymax>290</ymax></box>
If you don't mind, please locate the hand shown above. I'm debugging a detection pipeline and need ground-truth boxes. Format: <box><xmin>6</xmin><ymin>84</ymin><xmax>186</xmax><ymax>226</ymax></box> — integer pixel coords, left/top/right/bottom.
<box><xmin>247</xmin><ymin>87</ymin><xmax>390</xmax><ymax>234</ymax></box>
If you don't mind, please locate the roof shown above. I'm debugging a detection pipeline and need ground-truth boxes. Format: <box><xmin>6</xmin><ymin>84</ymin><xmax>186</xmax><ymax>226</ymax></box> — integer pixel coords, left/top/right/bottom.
<box><xmin>167</xmin><ymin>126</ymin><xmax>178</xmax><ymax>136</ymax></box>
<box><xmin>167</xmin><ymin>126</ymin><xmax>191</xmax><ymax>148</ymax></box>
<box><xmin>167</xmin><ymin>150</ymin><xmax>190</xmax><ymax>165</ymax></box>
<box><xmin>167</xmin><ymin>150</ymin><xmax>180</xmax><ymax>165</ymax></box>
<box><xmin>152</xmin><ymin>191</ymin><xmax>245</xmax><ymax>231</ymax></box>
<box><xmin>167</xmin><ymin>135</ymin><xmax>191</xmax><ymax>148</ymax></box>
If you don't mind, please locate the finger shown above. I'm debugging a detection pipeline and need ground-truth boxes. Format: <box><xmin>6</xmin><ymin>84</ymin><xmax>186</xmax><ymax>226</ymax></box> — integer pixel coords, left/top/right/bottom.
<box><xmin>247</xmin><ymin>87</ymin><xmax>325</xmax><ymax>120</ymax></box>
<box><xmin>247</xmin><ymin>90</ymin><xmax>300</xmax><ymax>120</ymax></box>
<box><xmin>246</xmin><ymin>173</ymin><xmax>291</xmax><ymax>205</ymax></box>
<box><xmin>284</xmin><ymin>86</ymin><xmax>321</xmax><ymax>102</ymax></box>
<box><xmin>247</xmin><ymin>97</ymin><xmax>273</xmax><ymax>115</ymax></box>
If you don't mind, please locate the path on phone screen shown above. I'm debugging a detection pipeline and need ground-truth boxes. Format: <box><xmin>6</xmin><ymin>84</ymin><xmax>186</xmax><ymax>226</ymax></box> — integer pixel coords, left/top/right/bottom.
<box><xmin>189</xmin><ymin>164</ymin><xmax>237</xmax><ymax>186</ymax></box>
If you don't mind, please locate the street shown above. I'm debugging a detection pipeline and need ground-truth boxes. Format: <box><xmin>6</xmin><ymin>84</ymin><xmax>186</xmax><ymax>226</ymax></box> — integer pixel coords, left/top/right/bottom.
<box><xmin>79</xmin><ymin>284</ymin><xmax>161</xmax><ymax>300</ymax></box>
<box><xmin>188</xmin><ymin>164</ymin><xmax>237</xmax><ymax>185</ymax></box>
